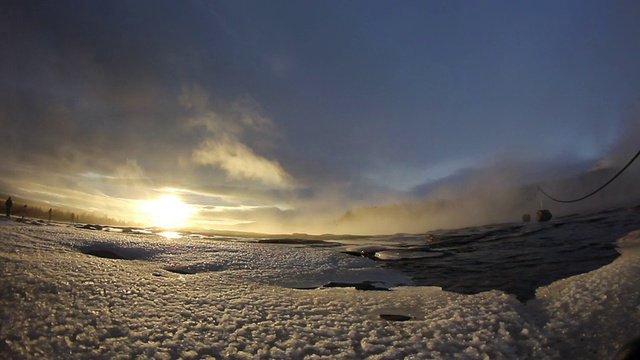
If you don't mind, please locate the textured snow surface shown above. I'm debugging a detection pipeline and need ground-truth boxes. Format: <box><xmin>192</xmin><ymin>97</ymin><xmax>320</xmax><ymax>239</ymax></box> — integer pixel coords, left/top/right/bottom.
<box><xmin>1</xmin><ymin>220</ymin><xmax>639</xmax><ymax>359</ymax></box>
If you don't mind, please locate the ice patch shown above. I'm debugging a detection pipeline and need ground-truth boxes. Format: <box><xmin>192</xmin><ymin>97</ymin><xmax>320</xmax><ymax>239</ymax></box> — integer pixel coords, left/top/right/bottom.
<box><xmin>374</xmin><ymin>250</ymin><xmax>445</xmax><ymax>260</ymax></box>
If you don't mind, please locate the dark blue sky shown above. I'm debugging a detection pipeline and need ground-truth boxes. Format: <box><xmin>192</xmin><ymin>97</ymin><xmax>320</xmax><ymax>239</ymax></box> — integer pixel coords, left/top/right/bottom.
<box><xmin>1</xmin><ymin>0</ymin><xmax>639</xmax><ymax>232</ymax></box>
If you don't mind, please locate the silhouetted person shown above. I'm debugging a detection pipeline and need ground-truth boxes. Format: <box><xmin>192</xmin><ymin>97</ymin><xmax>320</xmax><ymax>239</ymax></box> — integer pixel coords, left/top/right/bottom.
<box><xmin>21</xmin><ymin>204</ymin><xmax>27</xmax><ymax>220</ymax></box>
<box><xmin>48</xmin><ymin>208</ymin><xmax>52</xmax><ymax>223</ymax></box>
<box><xmin>5</xmin><ymin>197</ymin><xmax>12</xmax><ymax>217</ymax></box>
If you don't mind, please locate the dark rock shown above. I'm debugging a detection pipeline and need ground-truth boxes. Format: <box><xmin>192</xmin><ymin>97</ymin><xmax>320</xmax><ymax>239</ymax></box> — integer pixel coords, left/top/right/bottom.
<box><xmin>83</xmin><ymin>249</ymin><xmax>129</xmax><ymax>260</ymax></box>
<box><xmin>323</xmin><ymin>281</ymin><xmax>389</xmax><ymax>291</ymax></box>
<box><xmin>164</xmin><ymin>267</ymin><xmax>196</xmax><ymax>275</ymax></box>
<box><xmin>256</xmin><ymin>238</ymin><xmax>335</xmax><ymax>245</ymax></box>
<box><xmin>536</xmin><ymin>210</ymin><xmax>553</xmax><ymax>222</ymax></box>
<box><xmin>379</xmin><ymin>314</ymin><xmax>413</xmax><ymax>321</ymax></box>
<box><xmin>614</xmin><ymin>337</ymin><xmax>640</xmax><ymax>360</ymax></box>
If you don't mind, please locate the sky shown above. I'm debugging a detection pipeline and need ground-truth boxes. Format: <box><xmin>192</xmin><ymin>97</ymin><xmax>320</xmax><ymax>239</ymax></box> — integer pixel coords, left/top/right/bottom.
<box><xmin>1</xmin><ymin>0</ymin><xmax>639</xmax><ymax>234</ymax></box>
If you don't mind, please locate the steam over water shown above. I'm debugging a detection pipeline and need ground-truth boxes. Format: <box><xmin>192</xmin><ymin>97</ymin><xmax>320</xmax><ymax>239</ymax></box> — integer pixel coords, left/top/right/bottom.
<box><xmin>341</xmin><ymin>207</ymin><xmax>640</xmax><ymax>301</ymax></box>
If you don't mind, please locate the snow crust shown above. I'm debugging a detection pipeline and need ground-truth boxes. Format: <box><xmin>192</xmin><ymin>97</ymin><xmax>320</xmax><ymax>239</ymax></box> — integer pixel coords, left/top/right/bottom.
<box><xmin>1</xmin><ymin>219</ymin><xmax>639</xmax><ymax>359</ymax></box>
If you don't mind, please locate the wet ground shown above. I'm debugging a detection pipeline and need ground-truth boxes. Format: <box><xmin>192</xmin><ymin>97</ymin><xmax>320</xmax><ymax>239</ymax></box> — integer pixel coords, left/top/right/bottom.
<box><xmin>349</xmin><ymin>206</ymin><xmax>640</xmax><ymax>301</ymax></box>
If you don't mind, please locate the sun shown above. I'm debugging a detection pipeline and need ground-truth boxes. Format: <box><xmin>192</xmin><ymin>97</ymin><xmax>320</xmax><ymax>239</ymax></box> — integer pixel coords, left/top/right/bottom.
<box><xmin>140</xmin><ymin>194</ymin><xmax>193</xmax><ymax>229</ymax></box>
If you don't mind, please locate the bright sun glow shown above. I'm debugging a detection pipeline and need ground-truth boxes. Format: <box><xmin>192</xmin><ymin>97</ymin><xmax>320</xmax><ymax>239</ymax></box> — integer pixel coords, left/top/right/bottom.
<box><xmin>139</xmin><ymin>195</ymin><xmax>193</xmax><ymax>229</ymax></box>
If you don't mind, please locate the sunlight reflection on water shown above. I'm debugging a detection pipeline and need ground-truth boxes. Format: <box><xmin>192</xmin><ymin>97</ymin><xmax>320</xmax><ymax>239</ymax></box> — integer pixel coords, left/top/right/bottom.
<box><xmin>158</xmin><ymin>231</ymin><xmax>183</xmax><ymax>239</ymax></box>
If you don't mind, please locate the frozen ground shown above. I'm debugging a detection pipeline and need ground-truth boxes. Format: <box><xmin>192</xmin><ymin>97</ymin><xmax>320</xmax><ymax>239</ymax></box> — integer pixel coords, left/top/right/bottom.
<box><xmin>1</xmin><ymin>218</ymin><xmax>640</xmax><ymax>359</ymax></box>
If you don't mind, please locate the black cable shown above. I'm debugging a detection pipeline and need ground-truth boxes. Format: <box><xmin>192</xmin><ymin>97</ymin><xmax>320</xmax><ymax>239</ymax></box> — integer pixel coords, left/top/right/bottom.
<box><xmin>538</xmin><ymin>147</ymin><xmax>640</xmax><ymax>204</ymax></box>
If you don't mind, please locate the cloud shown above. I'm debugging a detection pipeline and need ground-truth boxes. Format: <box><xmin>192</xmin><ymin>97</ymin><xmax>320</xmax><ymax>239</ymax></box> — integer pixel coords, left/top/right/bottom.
<box><xmin>180</xmin><ymin>85</ymin><xmax>292</xmax><ymax>187</ymax></box>
<box><xmin>182</xmin><ymin>87</ymin><xmax>279</xmax><ymax>140</ymax></box>
<box><xmin>264</xmin><ymin>51</ymin><xmax>297</xmax><ymax>77</ymax></box>
<box><xmin>192</xmin><ymin>136</ymin><xmax>290</xmax><ymax>187</ymax></box>
<box><xmin>114</xmin><ymin>159</ymin><xmax>147</xmax><ymax>180</ymax></box>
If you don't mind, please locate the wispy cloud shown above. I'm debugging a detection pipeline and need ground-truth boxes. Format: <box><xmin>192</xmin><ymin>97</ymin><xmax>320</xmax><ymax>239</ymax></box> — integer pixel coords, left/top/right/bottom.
<box><xmin>181</xmin><ymin>85</ymin><xmax>292</xmax><ymax>187</ymax></box>
<box><xmin>192</xmin><ymin>136</ymin><xmax>290</xmax><ymax>187</ymax></box>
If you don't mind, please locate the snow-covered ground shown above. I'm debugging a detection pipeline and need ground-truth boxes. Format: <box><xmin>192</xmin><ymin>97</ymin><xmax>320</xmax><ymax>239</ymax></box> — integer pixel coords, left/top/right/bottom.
<box><xmin>1</xmin><ymin>219</ymin><xmax>639</xmax><ymax>359</ymax></box>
